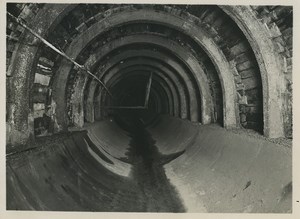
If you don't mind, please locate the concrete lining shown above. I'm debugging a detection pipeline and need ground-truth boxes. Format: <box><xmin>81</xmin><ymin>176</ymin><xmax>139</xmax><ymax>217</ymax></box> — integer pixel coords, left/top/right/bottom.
<box><xmin>149</xmin><ymin>115</ymin><xmax>291</xmax><ymax>212</ymax></box>
<box><xmin>7</xmin><ymin>115</ymin><xmax>292</xmax><ymax>212</ymax></box>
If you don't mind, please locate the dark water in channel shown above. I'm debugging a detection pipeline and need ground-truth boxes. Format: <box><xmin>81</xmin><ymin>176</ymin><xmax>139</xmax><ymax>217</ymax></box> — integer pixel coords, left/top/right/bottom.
<box><xmin>117</xmin><ymin>112</ymin><xmax>186</xmax><ymax>212</ymax></box>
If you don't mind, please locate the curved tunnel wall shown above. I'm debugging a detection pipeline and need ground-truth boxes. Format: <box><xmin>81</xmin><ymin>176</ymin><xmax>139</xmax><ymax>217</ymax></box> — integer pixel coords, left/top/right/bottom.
<box><xmin>6</xmin><ymin>3</ymin><xmax>293</xmax><ymax>213</ymax></box>
<box><xmin>6</xmin><ymin>4</ymin><xmax>292</xmax><ymax>145</ymax></box>
<box><xmin>6</xmin><ymin>115</ymin><xmax>292</xmax><ymax>212</ymax></box>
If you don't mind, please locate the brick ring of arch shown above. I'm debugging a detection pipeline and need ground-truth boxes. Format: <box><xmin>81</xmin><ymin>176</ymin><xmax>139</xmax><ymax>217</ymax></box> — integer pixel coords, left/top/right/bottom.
<box><xmin>7</xmin><ymin>4</ymin><xmax>289</xmax><ymax>146</ymax></box>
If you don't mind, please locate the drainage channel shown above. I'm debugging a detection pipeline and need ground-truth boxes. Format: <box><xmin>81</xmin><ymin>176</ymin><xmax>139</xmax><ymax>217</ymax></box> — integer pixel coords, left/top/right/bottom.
<box><xmin>118</xmin><ymin>113</ymin><xmax>186</xmax><ymax>212</ymax></box>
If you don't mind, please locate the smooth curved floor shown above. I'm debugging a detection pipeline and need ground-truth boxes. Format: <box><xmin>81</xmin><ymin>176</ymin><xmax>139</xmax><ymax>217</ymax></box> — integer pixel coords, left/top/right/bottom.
<box><xmin>6</xmin><ymin>114</ymin><xmax>292</xmax><ymax>212</ymax></box>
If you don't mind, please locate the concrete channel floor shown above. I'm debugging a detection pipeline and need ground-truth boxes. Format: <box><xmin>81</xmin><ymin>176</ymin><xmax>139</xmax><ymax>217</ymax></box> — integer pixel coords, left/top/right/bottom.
<box><xmin>6</xmin><ymin>113</ymin><xmax>292</xmax><ymax>213</ymax></box>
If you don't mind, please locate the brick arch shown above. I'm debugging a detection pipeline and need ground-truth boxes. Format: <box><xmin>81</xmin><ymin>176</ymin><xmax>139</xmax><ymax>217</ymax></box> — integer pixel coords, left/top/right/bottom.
<box><xmin>8</xmin><ymin>5</ymin><xmax>283</xmax><ymax>145</ymax></box>
<box><xmin>220</xmin><ymin>5</ymin><xmax>285</xmax><ymax>137</ymax></box>
<box><xmin>68</xmin><ymin>35</ymin><xmax>211</xmax><ymax>128</ymax></box>
<box><xmin>52</xmin><ymin>9</ymin><xmax>237</xmax><ymax>131</ymax></box>
<box><xmin>85</xmin><ymin>64</ymin><xmax>181</xmax><ymax>123</ymax></box>
<box><xmin>6</xmin><ymin>4</ymin><xmax>75</xmax><ymax>145</ymax></box>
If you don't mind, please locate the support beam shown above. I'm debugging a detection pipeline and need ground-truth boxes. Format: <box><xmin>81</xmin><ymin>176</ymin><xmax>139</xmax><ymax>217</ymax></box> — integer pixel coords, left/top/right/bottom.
<box><xmin>101</xmin><ymin>106</ymin><xmax>146</xmax><ymax>109</ymax></box>
<box><xmin>144</xmin><ymin>72</ymin><xmax>153</xmax><ymax>108</ymax></box>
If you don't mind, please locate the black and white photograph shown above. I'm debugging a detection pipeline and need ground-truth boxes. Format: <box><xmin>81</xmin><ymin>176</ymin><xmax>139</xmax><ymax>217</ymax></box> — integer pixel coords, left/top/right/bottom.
<box><xmin>2</xmin><ymin>0</ymin><xmax>298</xmax><ymax>217</ymax></box>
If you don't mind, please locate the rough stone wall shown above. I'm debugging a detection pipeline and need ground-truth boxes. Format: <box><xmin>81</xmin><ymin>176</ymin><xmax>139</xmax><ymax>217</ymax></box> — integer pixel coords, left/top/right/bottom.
<box><xmin>181</xmin><ymin>6</ymin><xmax>264</xmax><ymax>132</ymax></box>
<box><xmin>251</xmin><ymin>6</ymin><xmax>293</xmax><ymax>138</ymax></box>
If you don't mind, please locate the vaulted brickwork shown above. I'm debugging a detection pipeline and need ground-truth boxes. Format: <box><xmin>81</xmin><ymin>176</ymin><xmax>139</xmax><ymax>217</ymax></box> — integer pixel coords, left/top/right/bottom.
<box><xmin>6</xmin><ymin>4</ymin><xmax>293</xmax><ymax>143</ymax></box>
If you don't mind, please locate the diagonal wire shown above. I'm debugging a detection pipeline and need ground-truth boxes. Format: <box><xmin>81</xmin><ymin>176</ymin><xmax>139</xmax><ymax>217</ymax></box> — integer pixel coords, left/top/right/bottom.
<box><xmin>7</xmin><ymin>11</ymin><xmax>112</xmax><ymax>97</ymax></box>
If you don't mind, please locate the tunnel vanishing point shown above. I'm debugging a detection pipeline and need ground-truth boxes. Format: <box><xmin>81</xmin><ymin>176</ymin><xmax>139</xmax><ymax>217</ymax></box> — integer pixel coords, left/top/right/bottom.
<box><xmin>6</xmin><ymin>3</ymin><xmax>293</xmax><ymax>213</ymax></box>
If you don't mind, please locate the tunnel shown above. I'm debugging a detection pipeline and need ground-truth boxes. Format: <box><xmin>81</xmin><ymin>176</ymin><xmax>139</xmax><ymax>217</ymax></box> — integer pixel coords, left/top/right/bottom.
<box><xmin>6</xmin><ymin>3</ymin><xmax>293</xmax><ymax>213</ymax></box>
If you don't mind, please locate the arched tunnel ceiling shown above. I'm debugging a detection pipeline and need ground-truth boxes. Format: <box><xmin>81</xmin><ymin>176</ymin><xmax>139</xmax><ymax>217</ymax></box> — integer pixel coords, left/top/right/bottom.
<box><xmin>5</xmin><ymin>3</ymin><xmax>293</xmax><ymax>213</ymax></box>
<box><xmin>6</xmin><ymin>3</ymin><xmax>292</xmax><ymax>142</ymax></box>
